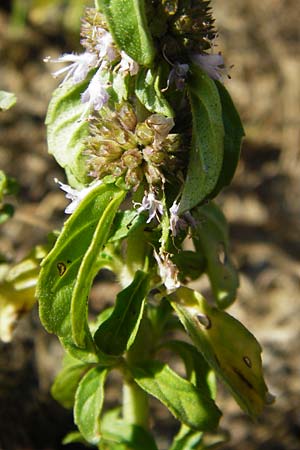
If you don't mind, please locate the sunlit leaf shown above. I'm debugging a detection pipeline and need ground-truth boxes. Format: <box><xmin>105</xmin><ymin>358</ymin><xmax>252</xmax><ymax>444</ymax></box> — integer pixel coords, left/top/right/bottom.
<box><xmin>130</xmin><ymin>360</ymin><xmax>221</xmax><ymax>430</ymax></box>
<box><xmin>0</xmin><ymin>244</ymin><xmax>47</xmax><ymax>342</ymax></box>
<box><xmin>71</xmin><ymin>188</ymin><xmax>126</xmax><ymax>348</ymax></box>
<box><xmin>96</xmin><ymin>0</ymin><xmax>155</xmax><ymax>65</ymax></box>
<box><xmin>135</xmin><ymin>67</ymin><xmax>174</xmax><ymax>117</ymax></box>
<box><xmin>179</xmin><ymin>66</ymin><xmax>224</xmax><ymax>213</ymax></box>
<box><xmin>161</xmin><ymin>340</ymin><xmax>216</xmax><ymax>399</ymax></box>
<box><xmin>0</xmin><ymin>90</ymin><xmax>17</xmax><ymax>111</ymax></box>
<box><xmin>37</xmin><ymin>183</ymin><xmax>125</xmax><ymax>348</ymax></box>
<box><xmin>169</xmin><ymin>287</ymin><xmax>269</xmax><ymax>417</ymax></box>
<box><xmin>46</xmin><ymin>78</ymin><xmax>91</xmax><ymax>188</ymax></box>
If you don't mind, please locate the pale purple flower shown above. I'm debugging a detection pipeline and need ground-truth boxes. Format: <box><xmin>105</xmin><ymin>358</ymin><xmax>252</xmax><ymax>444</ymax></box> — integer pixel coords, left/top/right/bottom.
<box><xmin>135</xmin><ymin>191</ymin><xmax>164</xmax><ymax>223</ymax></box>
<box><xmin>94</xmin><ymin>28</ymin><xmax>118</xmax><ymax>63</ymax></box>
<box><xmin>44</xmin><ymin>52</ymin><xmax>98</xmax><ymax>84</ymax></box>
<box><xmin>153</xmin><ymin>250</ymin><xmax>180</xmax><ymax>292</ymax></box>
<box><xmin>169</xmin><ymin>200</ymin><xmax>187</xmax><ymax>236</ymax></box>
<box><xmin>55</xmin><ymin>178</ymin><xmax>102</xmax><ymax>214</ymax></box>
<box><xmin>192</xmin><ymin>53</ymin><xmax>227</xmax><ymax>82</ymax></box>
<box><xmin>119</xmin><ymin>51</ymin><xmax>139</xmax><ymax>76</ymax></box>
<box><xmin>81</xmin><ymin>67</ymin><xmax>110</xmax><ymax>112</ymax></box>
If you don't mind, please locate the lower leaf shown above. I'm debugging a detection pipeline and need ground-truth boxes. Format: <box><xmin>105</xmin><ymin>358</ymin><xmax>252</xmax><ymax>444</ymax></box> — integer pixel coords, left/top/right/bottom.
<box><xmin>74</xmin><ymin>366</ymin><xmax>108</xmax><ymax>444</ymax></box>
<box><xmin>129</xmin><ymin>360</ymin><xmax>221</xmax><ymax>431</ymax></box>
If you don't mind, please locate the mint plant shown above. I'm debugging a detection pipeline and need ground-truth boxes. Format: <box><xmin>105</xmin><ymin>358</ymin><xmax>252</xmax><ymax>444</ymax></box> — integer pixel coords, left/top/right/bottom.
<box><xmin>35</xmin><ymin>1</ymin><xmax>272</xmax><ymax>447</ymax></box>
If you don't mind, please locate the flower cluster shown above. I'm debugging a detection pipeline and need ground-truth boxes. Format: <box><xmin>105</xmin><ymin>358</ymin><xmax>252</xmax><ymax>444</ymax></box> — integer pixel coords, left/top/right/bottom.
<box><xmin>45</xmin><ymin>8</ymin><xmax>138</xmax><ymax>114</ymax></box>
<box><xmin>85</xmin><ymin>102</ymin><xmax>181</xmax><ymax>191</ymax></box>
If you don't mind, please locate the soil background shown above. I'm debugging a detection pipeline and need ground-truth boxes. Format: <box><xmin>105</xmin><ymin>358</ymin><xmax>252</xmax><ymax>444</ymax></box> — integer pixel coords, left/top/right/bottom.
<box><xmin>0</xmin><ymin>1</ymin><xmax>300</xmax><ymax>449</ymax></box>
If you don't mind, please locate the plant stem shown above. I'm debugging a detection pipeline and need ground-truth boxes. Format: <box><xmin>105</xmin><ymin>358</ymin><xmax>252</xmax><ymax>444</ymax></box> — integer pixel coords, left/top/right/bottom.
<box><xmin>122</xmin><ymin>376</ymin><xmax>149</xmax><ymax>428</ymax></box>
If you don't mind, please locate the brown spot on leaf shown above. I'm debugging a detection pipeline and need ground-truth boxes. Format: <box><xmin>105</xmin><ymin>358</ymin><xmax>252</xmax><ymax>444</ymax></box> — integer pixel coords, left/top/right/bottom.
<box><xmin>233</xmin><ymin>367</ymin><xmax>254</xmax><ymax>390</ymax></box>
<box><xmin>196</xmin><ymin>314</ymin><xmax>211</xmax><ymax>329</ymax></box>
<box><xmin>243</xmin><ymin>356</ymin><xmax>252</xmax><ymax>368</ymax></box>
<box><xmin>57</xmin><ymin>262</ymin><xmax>67</xmax><ymax>276</ymax></box>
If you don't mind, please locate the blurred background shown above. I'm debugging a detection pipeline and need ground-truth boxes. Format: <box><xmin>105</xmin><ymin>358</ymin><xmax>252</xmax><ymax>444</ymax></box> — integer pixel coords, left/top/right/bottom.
<box><xmin>0</xmin><ymin>0</ymin><xmax>299</xmax><ymax>449</ymax></box>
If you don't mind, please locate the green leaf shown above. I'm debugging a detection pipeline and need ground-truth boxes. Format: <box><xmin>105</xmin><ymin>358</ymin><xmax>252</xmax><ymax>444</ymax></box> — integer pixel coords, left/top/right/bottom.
<box><xmin>96</xmin><ymin>0</ymin><xmax>155</xmax><ymax>66</ymax></box>
<box><xmin>0</xmin><ymin>90</ymin><xmax>17</xmax><ymax>111</ymax></box>
<box><xmin>211</xmin><ymin>81</ymin><xmax>245</xmax><ymax>196</ymax></box>
<box><xmin>135</xmin><ymin>67</ymin><xmax>174</xmax><ymax>117</ymax></box>
<box><xmin>192</xmin><ymin>202</ymin><xmax>239</xmax><ymax>308</ymax></box>
<box><xmin>37</xmin><ymin>183</ymin><xmax>125</xmax><ymax>345</ymax></box>
<box><xmin>179</xmin><ymin>66</ymin><xmax>224</xmax><ymax>213</ymax></box>
<box><xmin>130</xmin><ymin>360</ymin><xmax>221</xmax><ymax>430</ymax></box>
<box><xmin>169</xmin><ymin>287</ymin><xmax>270</xmax><ymax>418</ymax></box>
<box><xmin>0</xmin><ymin>204</ymin><xmax>14</xmax><ymax>224</ymax></box>
<box><xmin>108</xmin><ymin>210</ymin><xmax>145</xmax><ymax>243</ymax></box>
<box><xmin>170</xmin><ymin>424</ymin><xmax>229</xmax><ymax>450</ymax></box>
<box><xmin>74</xmin><ymin>366</ymin><xmax>108</xmax><ymax>444</ymax></box>
<box><xmin>172</xmin><ymin>251</ymin><xmax>206</xmax><ymax>282</ymax></box>
<box><xmin>170</xmin><ymin>424</ymin><xmax>203</xmax><ymax>450</ymax></box>
<box><xmin>62</xmin><ymin>431</ymin><xmax>88</xmax><ymax>445</ymax></box>
<box><xmin>60</xmin><ymin>337</ymin><xmax>99</xmax><ymax>364</ymax></box>
<box><xmin>162</xmin><ymin>340</ymin><xmax>216</xmax><ymax>399</ymax></box>
<box><xmin>94</xmin><ymin>270</ymin><xmax>149</xmax><ymax>355</ymax></box>
<box><xmin>51</xmin><ymin>353</ymin><xmax>88</xmax><ymax>409</ymax></box>
<box><xmin>0</xmin><ymin>171</ymin><xmax>19</xmax><ymax>202</ymax></box>
<box><xmin>71</xmin><ymin>189</ymin><xmax>126</xmax><ymax>348</ymax></box>
<box><xmin>100</xmin><ymin>409</ymin><xmax>158</xmax><ymax>450</ymax></box>
<box><xmin>46</xmin><ymin>78</ymin><xmax>91</xmax><ymax>188</ymax></box>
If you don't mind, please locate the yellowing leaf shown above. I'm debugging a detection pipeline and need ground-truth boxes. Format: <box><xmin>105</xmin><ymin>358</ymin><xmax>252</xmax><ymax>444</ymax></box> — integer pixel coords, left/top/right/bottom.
<box><xmin>170</xmin><ymin>287</ymin><xmax>270</xmax><ymax>417</ymax></box>
<box><xmin>0</xmin><ymin>245</ymin><xmax>47</xmax><ymax>342</ymax></box>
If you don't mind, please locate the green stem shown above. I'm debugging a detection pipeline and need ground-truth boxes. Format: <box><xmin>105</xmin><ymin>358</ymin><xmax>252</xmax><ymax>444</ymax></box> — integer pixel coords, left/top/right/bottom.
<box><xmin>122</xmin><ymin>376</ymin><xmax>149</xmax><ymax>428</ymax></box>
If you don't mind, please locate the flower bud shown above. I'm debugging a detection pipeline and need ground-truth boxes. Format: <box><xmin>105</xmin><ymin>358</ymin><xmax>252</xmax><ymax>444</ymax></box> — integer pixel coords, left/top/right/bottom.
<box><xmin>143</xmin><ymin>146</ymin><xmax>165</xmax><ymax>165</ymax></box>
<box><xmin>122</xmin><ymin>148</ymin><xmax>143</xmax><ymax>169</ymax></box>
<box><xmin>135</xmin><ymin>123</ymin><xmax>155</xmax><ymax>146</ymax></box>
<box><xmin>117</xmin><ymin>103</ymin><xmax>137</xmax><ymax>131</ymax></box>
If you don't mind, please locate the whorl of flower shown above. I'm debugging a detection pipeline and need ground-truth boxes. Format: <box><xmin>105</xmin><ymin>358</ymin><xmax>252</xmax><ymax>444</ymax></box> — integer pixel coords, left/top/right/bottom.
<box><xmin>84</xmin><ymin>103</ymin><xmax>182</xmax><ymax>191</ymax></box>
